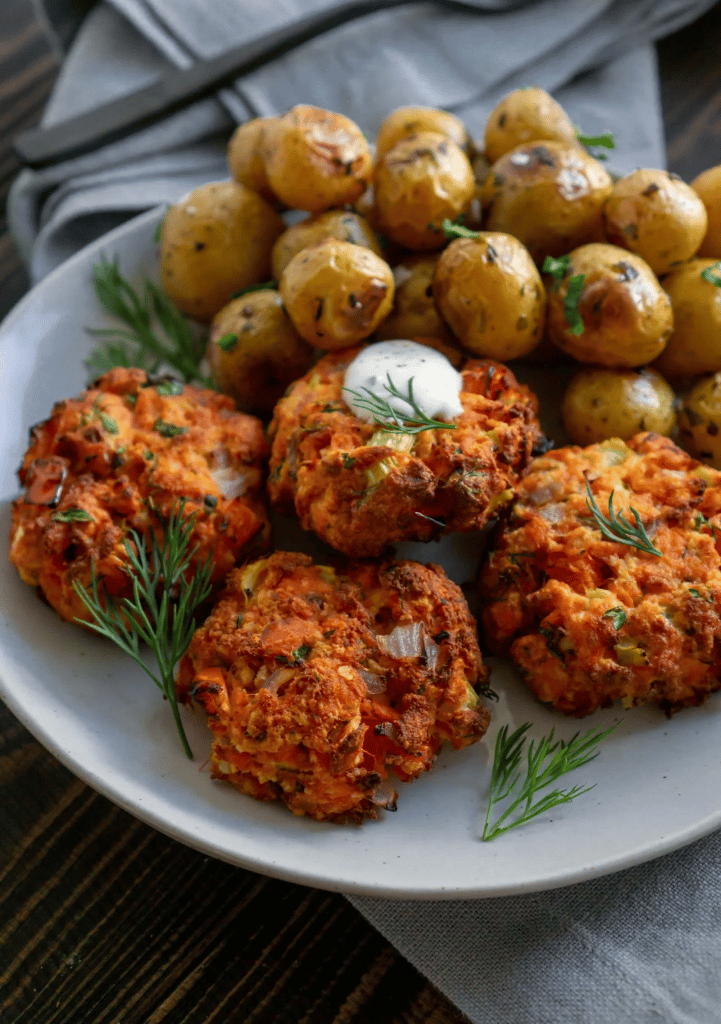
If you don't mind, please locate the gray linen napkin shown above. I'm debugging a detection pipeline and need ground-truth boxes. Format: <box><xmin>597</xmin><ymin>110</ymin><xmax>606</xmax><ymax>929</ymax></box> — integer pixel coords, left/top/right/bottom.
<box><xmin>8</xmin><ymin>2</ymin><xmax>721</xmax><ymax>1023</ymax></box>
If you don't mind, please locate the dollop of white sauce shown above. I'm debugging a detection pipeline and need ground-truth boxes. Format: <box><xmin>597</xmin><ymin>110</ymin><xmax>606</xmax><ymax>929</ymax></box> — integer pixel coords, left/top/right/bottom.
<box><xmin>342</xmin><ymin>340</ymin><xmax>463</xmax><ymax>424</ymax></box>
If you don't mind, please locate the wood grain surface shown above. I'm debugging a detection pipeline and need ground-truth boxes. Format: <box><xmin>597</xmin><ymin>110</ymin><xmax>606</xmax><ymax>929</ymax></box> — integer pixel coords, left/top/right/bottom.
<box><xmin>2</xmin><ymin>3</ymin><xmax>721</xmax><ymax>1022</ymax></box>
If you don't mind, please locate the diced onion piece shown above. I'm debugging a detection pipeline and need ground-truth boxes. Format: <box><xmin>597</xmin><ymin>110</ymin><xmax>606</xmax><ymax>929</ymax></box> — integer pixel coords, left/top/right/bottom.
<box><xmin>359</xmin><ymin>669</ymin><xmax>386</xmax><ymax>694</ymax></box>
<box><xmin>210</xmin><ymin>465</ymin><xmax>248</xmax><ymax>500</ymax></box>
<box><xmin>376</xmin><ymin>622</ymin><xmax>424</xmax><ymax>659</ymax></box>
<box><xmin>368</xmin><ymin>777</ymin><xmax>398</xmax><ymax>810</ymax></box>
<box><xmin>423</xmin><ymin>635</ymin><xmax>439</xmax><ymax>673</ymax></box>
<box><xmin>259</xmin><ymin>667</ymin><xmax>295</xmax><ymax>692</ymax></box>
<box><xmin>540</xmin><ymin>502</ymin><xmax>565</xmax><ymax>524</ymax></box>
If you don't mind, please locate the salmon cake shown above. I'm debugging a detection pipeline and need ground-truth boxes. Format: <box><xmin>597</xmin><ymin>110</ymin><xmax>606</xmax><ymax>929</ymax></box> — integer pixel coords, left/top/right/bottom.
<box><xmin>480</xmin><ymin>432</ymin><xmax>721</xmax><ymax>716</ymax></box>
<box><xmin>177</xmin><ymin>550</ymin><xmax>491</xmax><ymax>822</ymax></box>
<box><xmin>10</xmin><ymin>368</ymin><xmax>270</xmax><ymax>625</ymax></box>
<box><xmin>267</xmin><ymin>348</ymin><xmax>546</xmax><ymax>557</ymax></box>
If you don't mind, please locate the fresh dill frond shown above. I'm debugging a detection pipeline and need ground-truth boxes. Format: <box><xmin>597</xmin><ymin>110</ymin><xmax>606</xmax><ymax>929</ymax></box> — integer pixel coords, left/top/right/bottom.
<box><xmin>85</xmin><ymin>255</ymin><xmax>212</xmax><ymax>386</ymax></box>
<box><xmin>342</xmin><ymin>374</ymin><xmax>458</xmax><ymax>435</ymax></box>
<box><xmin>584</xmin><ymin>479</ymin><xmax>663</xmax><ymax>557</ymax></box>
<box><xmin>72</xmin><ymin>500</ymin><xmax>213</xmax><ymax>758</ymax></box>
<box><xmin>482</xmin><ymin>722</ymin><xmax>616</xmax><ymax>841</ymax></box>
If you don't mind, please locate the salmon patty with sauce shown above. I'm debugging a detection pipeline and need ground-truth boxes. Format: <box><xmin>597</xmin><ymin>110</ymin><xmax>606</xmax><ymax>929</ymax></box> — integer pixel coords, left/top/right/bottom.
<box><xmin>480</xmin><ymin>432</ymin><xmax>721</xmax><ymax>716</ymax></box>
<box><xmin>267</xmin><ymin>347</ymin><xmax>546</xmax><ymax>557</ymax></box>
<box><xmin>10</xmin><ymin>367</ymin><xmax>270</xmax><ymax>625</ymax></box>
<box><xmin>177</xmin><ymin>550</ymin><xmax>491</xmax><ymax>822</ymax></box>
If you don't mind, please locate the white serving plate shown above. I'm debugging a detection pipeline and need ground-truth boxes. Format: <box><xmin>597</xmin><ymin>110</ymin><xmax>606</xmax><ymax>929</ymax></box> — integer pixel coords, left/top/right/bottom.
<box><xmin>1</xmin><ymin>208</ymin><xmax>720</xmax><ymax>900</ymax></box>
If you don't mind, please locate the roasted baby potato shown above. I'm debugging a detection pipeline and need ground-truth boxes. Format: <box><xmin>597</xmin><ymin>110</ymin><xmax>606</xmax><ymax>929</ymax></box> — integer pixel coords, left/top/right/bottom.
<box><xmin>483</xmin><ymin>87</ymin><xmax>578</xmax><ymax>164</ymax></box>
<box><xmin>207</xmin><ymin>289</ymin><xmax>314</xmax><ymax>415</ymax></box>
<box><xmin>160</xmin><ymin>181</ymin><xmax>284</xmax><ymax>322</ymax></box>
<box><xmin>374</xmin><ymin>131</ymin><xmax>475</xmax><ymax>251</ymax></box>
<box><xmin>9</xmin><ymin>368</ymin><xmax>270</xmax><ymax>626</ymax></box>
<box><xmin>177</xmin><ymin>551</ymin><xmax>491</xmax><ymax>822</ymax></box>
<box><xmin>561</xmin><ymin>367</ymin><xmax>676</xmax><ymax>445</ymax></box>
<box><xmin>376</xmin><ymin>105</ymin><xmax>473</xmax><ymax>157</ymax></box>
<box><xmin>678</xmin><ymin>372</ymin><xmax>721</xmax><ymax>467</ymax></box>
<box><xmin>279</xmin><ymin>238</ymin><xmax>394</xmax><ymax>349</ymax></box>
<box><xmin>653</xmin><ymin>259</ymin><xmax>721</xmax><ymax>378</ymax></box>
<box><xmin>545</xmin><ymin>243</ymin><xmax>673</xmax><ymax>367</ymax></box>
<box><xmin>480</xmin><ymin>432</ymin><xmax>721</xmax><ymax>716</ymax></box>
<box><xmin>271</xmin><ymin>210</ymin><xmax>381</xmax><ymax>279</ymax></box>
<box><xmin>262</xmin><ymin>105</ymin><xmax>373</xmax><ymax>213</ymax></box>
<box><xmin>482</xmin><ymin>142</ymin><xmax>613</xmax><ymax>263</ymax></box>
<box><xmin>433</xmin><ymin>232</ymin><xmax>545</xmax><ymax>360</ymax></box>
<box><xmin>227</xmin><ymin>117</ymin><xmax>279</xmax><ymax>203</ymax></box>
<box><xmin>603</xmin><ymin>169</ymin><xmax>708</xmax><ymax>277</ymax></box>
<box><xmin>375</xmin><ymin>255</ymin><xmax>454</xmax><ymax>344</ymax></box>
<box><xmin>691</xmin><ymin>164</ymin><xmax>721</xmax><ymax>259</ymax></box>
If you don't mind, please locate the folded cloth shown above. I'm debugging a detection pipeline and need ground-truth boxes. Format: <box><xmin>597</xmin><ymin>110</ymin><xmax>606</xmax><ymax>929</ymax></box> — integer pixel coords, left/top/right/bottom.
<box><xmin>9</xmin><ymin>3</ymin><xmax>721</xmax><ymax>1024</ymax></box>
<box><xmin>10</xmin><ymin>0</ymin><xmax>716</xmax><ymax>281</ymax></box>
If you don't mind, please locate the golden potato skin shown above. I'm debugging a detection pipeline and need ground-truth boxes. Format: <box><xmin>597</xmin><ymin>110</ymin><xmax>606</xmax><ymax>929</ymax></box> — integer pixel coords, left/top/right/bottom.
<box><xmin>9</xmin><ymin>368</ymin><xmax>270</xmax><ymax>626</ymax></box>
<box><xmin>279</xmin><ymin>238</ymin><xmax>394</xmax><ymax>349</ymax></box>
<box><xmin>375</xmin><ymin>255</ymin><xmax>454</xmax><ymax>344</ymax></box>
<box><xmin>433</xmin><ymin>232</ymin><xmax>546</xmax><ymax>360</ymax></box>
<box><xmin>207</xmin><ymin>289</ymin><xmax>314</xmax><ymax>415</ymax></box>
<box><xmin>177</xmin><ymin>551</ymin><xmax>490</xmax><ymax>822</ymax></box>
<box><xmin>652</xmin><ymin>259</ymin><xmax>721</xmax><ymax>378</ymax></box>
<box><xmin>271</xmin><ymin>210</ymin><xmax>381</xmax><ymax>279</ymax></box>
<box><xmin>160</xmin><ymin>181</ymin><xmax>284</xmax><ymax>323</ymax></box>
<box><xmin>691</xmin><ymin>165</ymin><xmax>721</xmax><ymax>258</ymax></box>
<box><xmin>483</xmin><ymin>87</ymin><xmax>578</xmax><ymax>164</ymax></box>
<box><xmin>227</xmin><ymin>117</ymin><xmax>278</xmax><ymax>202</ymax></box>
<box><xmin>603</xmin><ymin>169</ymin><xmax>708</xmax><ymax>277</ymax></box>
<box><xmin>678</xmin><ymin>373</ymin><xmax>721</xmax><ymax>468</ymax></box>
<box><xmin>482</xmin><ymin>142</ymin><xmax>613</xmax><ymax>263</ymax></box>
<box><xmin>262</xmin><ymin>105</ymin><xmax>373</xmax><ymax>213</ymax></box>
<box><xmin>480</xmin><ymin>433</ymin><xmax>721</xmax><ymax>716</ymax></box>
<box><xmin>267</xmin><ymin>349</ymin><xmax>545</xmax><ymax>557</ymax></box>
<box><xmin>561</xmin><ymin>367</ymin><xmax>676</xmax><ymax>445</ymax></box>
<box><xmin>545</xmin><ymin>243</ymin><xmax>673</xmax><ymax>367</ymax></box>
<box><xmin>374</xmin><ymin>132</ymin><xmax>476</xmax><ymax>251</ymax></box>
<box><xmin>376</xmin><ymin>106</ymin><xmax>472</xmax><ymax>157</ymax></box>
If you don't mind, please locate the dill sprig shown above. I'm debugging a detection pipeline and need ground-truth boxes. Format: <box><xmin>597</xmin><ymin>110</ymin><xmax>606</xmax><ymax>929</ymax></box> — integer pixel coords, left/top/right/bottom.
<box><xmin>482</xmin><ymin>722</ymin><xmax>616</xmax><ymax>841</ymax></box>
<box><xmin>343</xmin><ymin>374</ymin><xmax>458</xmax><ymax>435</ymax></box>
<box><xmin>86</xmin><ymin>255</ymin><xmax>211</xmax><ymax>386</ymax></box>
<box><xmin>72</xmin><ymin>500</ymin><xmax>213</xmax><ymax>758</ymax></box>
<box><xmin>584</xmin><ymin>479</ymin><xmax>662</xmax><ymax>557</ymax></box>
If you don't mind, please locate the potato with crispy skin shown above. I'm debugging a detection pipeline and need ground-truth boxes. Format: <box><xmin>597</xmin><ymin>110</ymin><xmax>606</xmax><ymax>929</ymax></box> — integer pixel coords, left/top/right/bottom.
<box><xmin>376</xmin><ymin>106</ymin><xmax>473</xmax><ymax>158</ymax></box>
<box><xmin>482</xmin><ymin>142</ymin><xmax>613</xmax><ymax>263</ymax></box>
<box><xmin>603</xmin><ymin>169</ymin><xmax>708</xmax><ymax>277</ymax></box>
<box><xmin>160</xmin><ymin>181</ymin><xmax>284</xmax><ymax>323</ymax></box>
<box><xmin>10</xmin><ymin>368</ymin><xmax>270</xmax><ymax>625</ymax></box>
<box><xmin>480</xmin><ymin>432</ymin><xmax>721</xmax><ymax>717</ymax></box>
<box><xmin>177</xmin><ymin>551</ymin><xmax>491</xmax><ymax>822</ymax></box>
<box><xmin>271</xmin><ymin>210</ymin><xmax>382</xmax><ymax>279</ymax></box>
<box><xmin>262</xmin><ymin>105</ymin><xmax>373</xmax><ymax>213</ymax></box>
<box><xmin>483</xmin><ymin>88</ymin><xmax>578</xmax><ymax>164</ymax></box>
<box><xmin>267</xmin><ymin>348</ymin><xmax>546</xmax><ymax>557</ymax></box>
<box><xmin>374</xmin><ymin>132</ymin><xmax>476</xmax><ymax>251</ymax></box>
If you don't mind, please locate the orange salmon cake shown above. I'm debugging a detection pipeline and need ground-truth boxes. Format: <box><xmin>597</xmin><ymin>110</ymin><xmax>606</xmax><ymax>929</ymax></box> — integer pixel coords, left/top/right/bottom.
<box><xmin>10</xmin><ymin>368</ymin><xmax>270</xmax><ymax>624</ymax></box>
<box><xmin>177</xmin><ymin>550</ymin><xmax>491</xmax><ymax>822</ymax></box>
<box><xmin>480</xmin><ymin>432</ymin><xmax>721</xmax><ymax>716</ymax></box>
<box><xmin>267</xmin><ymin>349</ymin><xmax>546</xmax><ymax>557</ymax></box>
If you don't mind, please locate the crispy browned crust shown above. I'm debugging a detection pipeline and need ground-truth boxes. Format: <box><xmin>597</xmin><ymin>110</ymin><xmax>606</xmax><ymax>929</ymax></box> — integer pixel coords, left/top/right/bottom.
<box><xmin>177</xmin><ymin>551</ymin><xmax>491</xmax><ymax>822</ymax></box>
<box><xmin>266</xmin><ymin>348</ymin><xmax>544</xmax><ymax>557</ymax></box>
<box><xmin>9</xmin><ymin>368</ymin><xmax>270</xmax><ymax>625</ymax></box>
<box><xmin>480</xmin><ymin>432</ymin><xmax>721</xmax><ymax>716</ymax></box>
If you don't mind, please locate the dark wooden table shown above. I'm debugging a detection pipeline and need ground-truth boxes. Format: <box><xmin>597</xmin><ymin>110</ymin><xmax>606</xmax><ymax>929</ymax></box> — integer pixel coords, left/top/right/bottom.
<box><xmin>2</xmin><ymin>3</ymin><xmax>721</xmax><ymax>1022</ymax></box>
